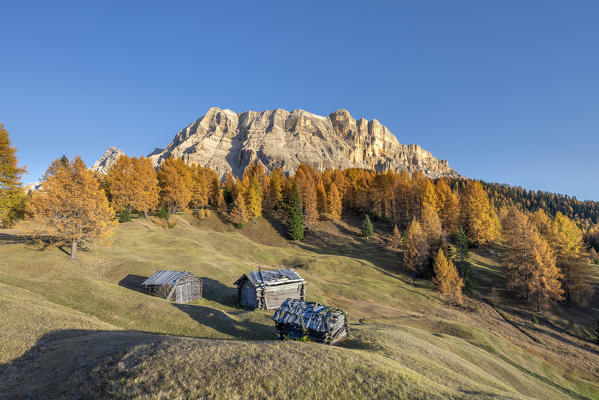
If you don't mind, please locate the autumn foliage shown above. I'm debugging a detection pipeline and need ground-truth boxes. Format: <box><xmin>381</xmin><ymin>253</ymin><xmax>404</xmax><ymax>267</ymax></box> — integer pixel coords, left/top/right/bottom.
<box><xmin>106</xmin><ymin>155</ymin><xmax>159</xmax><ymax>217</ymax></box>
<box><xmin>0</xmin><ymin>123</ymin><xmax>27</xmax><ymax>227</ymax></box>
<box><xmin>24</xmin><ymin>157</ymin><xmax>116</xmax><ymax>258</ymax></box>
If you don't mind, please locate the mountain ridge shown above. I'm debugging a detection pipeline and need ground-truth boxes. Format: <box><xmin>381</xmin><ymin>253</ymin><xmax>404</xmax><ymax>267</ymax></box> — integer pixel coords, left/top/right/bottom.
<box><xmin>93</xmin><ymin>107</ymin><xmax>459</xmax><ymax>179</ymax></box>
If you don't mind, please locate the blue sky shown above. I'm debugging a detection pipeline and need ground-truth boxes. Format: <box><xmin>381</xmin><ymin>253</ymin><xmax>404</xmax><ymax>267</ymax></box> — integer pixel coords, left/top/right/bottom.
<box><xmin>1</xmin><ymin>1</ymin><xmax>598</xmax><ymax>200</ymax></box>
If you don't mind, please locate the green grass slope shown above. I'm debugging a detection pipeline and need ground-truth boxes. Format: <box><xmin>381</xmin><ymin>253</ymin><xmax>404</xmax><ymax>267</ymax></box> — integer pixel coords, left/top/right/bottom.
<box><xmin>0</xmin><ymin>215</ymin><xmax>598</xmax><ymax>399</ymax></box>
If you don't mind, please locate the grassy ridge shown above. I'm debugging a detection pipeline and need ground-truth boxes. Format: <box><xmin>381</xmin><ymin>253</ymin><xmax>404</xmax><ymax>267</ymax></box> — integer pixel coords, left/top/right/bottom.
<box><xmin>0</xmin><ymin>216</ymin><xmax>598</xmax><ymax>399</ymax></box>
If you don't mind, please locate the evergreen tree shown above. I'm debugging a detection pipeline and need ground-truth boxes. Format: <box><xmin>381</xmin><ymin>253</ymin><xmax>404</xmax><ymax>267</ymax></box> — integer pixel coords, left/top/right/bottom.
<box><xmin>455</xmin><ymin>228</ymin><xmax>470</xmax><ymax>263</ymax></box>
<box><xmin>286</xmin><ymin>182</ymin><xmax>304</xmax><ymax>240</ymax></box>
<box><xmin>230</xmin><ymin>193</ymin><xmax>248</xmax><ymax>229</ymax></box>
<box><xmin>361</xmin><ymin>215</ymin><xmax>374</xmax><ymax>239</ymax></box>
<box><xmin>454</xmin><ymin>227</ymin><xmax>472</xmax><ymax>293</ymax></box>
<box><xmin>433</xmin><ymin>248</ymin><xmax>464</xmax><ymax>305</ymax></box>
<box><xmin>24</xmin><ymin>157</ymin><xmax>116</xmax><ymax>259</ymax></box>
<box><xmin>0</xmin><ymin>123</ymin><xmax>27</xmax><ymax>228</ymax></box>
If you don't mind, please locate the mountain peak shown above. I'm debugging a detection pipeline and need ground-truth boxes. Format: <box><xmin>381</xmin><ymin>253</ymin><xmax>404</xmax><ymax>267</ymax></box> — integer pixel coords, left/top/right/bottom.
<box><xmin>91</xmin><ymin>147</ymin><xmax>125</xmax><ymax>174</ymax></box>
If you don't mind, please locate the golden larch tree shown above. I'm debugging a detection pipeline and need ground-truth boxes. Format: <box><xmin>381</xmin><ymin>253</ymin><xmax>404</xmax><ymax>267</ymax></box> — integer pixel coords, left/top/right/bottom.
<box><xmin>502</xmin><ymin>206</ymin><xmax>564</xmax><ymax>310</ymax></box>
<box><xmin>433</xmin><ymin>248</ymin><xmax>464</xmax><ymax>304</ymax></box>
<box><xmin>0</xmin><ymin>123</ymin><xmax>27</xmax><ymax>227</ymax></box>
<box><xmin>316</xmin><ymin>178</ymin><xmax>328</xmax><ymax>216</ymax></box>
<box><xmin>420</xmin><ymin>203</ymin><xmax>443</xmax><ymax>251</ymax></box>
<box><xmin>157</xmin><ymin>157</ymin><xmax>192</xmax><ymax>215</ymax></box>
<box><xmin>402</xmin><ymin>219</ymin><xmax>428</xmax><ymax>284</ymax></box>
<box><xmin>460</xmin><ymin>180</ymin><xmax>498</xmax><ymax>245</ymax></box>
<box><xmin>106</xmin><ymin>155</ymin><xmax>159</xmax><ymax>217</ymax></box>
<box><xmin>549</xmin><ymin>212</ymin><xmax>583</xmax><ymax>262</ymax></box>
<box><xmin>246</xmin><ymin>175</ymin><xmax>262</xmax><ymax>220</ymax></box>
<box><xmin>420</xmin><ymin>178</ymin><xmax>438</xmax><ymax>213</ymax></box>
<box><xmin>265</xmin><ymin>169</ymin><xmax>283</xmax><ymax>212</ymax></box>
<box><xmin>295</xmin><ymin>168</ymin><xmax>318</xmax><ymax>226</ymax></box>
<box><xmin>435</xmin><ymin>179</ymin><xmax>460</xmax><ymax>235</ymax></box>
<box><xmin>24</xmin><ymin>157</ymin><xmax>116</xmax><ymax>259</ymax></box>
<box><xmin>230</xmin><ymin>193</ymin><xmax>248</xmax><ymax>228</ymax></box>
<box><xmin>529</xmin><ymin>229</ymin><xmax>564</xmax><ymax>312</ymax></box>
<box><xmin>327</xmin><ymin>182</ymin><xmax>342</xmax><ymax>220</ymax></box>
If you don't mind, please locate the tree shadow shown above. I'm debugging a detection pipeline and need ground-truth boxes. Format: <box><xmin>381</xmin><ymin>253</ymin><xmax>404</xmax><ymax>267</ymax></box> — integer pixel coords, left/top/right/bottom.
<box><xmin>0</xmin><ymin>231</ymin><xmax>34</xmax><ymax>245</ymax></box>
<box><xmin>118</xmin><ymin>274</ymin><xmax>148</xmax><ymax>294</ymax></box>
<box><xmin>172</xmin><ymin>303</ymin><xmax>275</xmax><ymax>340</ymax></box>
<box><xmin>201</xmin><ymin>277</ymin><xmax>238</xmax><ymax>307</ymax></box>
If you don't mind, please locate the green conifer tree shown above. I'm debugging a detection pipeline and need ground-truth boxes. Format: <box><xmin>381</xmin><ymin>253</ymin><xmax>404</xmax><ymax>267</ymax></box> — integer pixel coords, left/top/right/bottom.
<box><xmin>286</xmin><ymin>182</ymin><xmax>304</xmax><ymax>240</ymax></box>
<box><xmin>361</xmin><ymin>215</ymin><xmax>374</xmax><ymax>239</ymax></box>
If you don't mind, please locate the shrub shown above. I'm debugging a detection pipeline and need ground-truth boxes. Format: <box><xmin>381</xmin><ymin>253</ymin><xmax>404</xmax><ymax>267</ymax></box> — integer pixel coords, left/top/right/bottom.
<box><xmin>532</xmin><ymin>315</ymin><xmax>539</xmax><ymax>325</ymax></box>
<box><xmin>157</xmin><ymin>207</ymin><xmax>168</xmax><ymax>219</ymax></box>
<box><xmin>119</xmin><ymin>207</ymin><xmax>132</xmax><ymax>223</ymax></box>
<box><xmin>152</xmin><ymin>216</ymin><xmax>177</xmax><ymax>229</ymax></box>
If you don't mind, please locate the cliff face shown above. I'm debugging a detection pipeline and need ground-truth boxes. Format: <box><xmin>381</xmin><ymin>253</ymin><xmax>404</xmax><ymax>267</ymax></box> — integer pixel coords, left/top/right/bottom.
<box><xmin>112</xmin><ymin>107</ymin><xmax>456</xmax><ymax>179</ymax></box>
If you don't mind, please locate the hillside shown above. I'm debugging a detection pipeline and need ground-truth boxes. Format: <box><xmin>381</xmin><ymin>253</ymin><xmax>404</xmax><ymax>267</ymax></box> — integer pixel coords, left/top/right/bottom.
<box><xmin>1</xmin><ymin>216</ymin><xmax>598</xmax><ymax>399</ymax></box>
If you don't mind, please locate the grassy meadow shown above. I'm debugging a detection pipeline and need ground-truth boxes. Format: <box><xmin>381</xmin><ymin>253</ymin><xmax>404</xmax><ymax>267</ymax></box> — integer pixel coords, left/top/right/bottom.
<box><xmin>0</xmin><ymin>214</ymin><xmax>598</xmax><ymax>399</ymax></box>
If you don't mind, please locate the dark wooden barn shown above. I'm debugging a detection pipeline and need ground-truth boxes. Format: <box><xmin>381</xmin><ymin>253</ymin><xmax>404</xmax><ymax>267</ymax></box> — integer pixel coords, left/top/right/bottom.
<box><xmin>273</xmin><ymin>299</ymin><xmax>349</xmax><ymax>344</ymax></box>
<box><xmin>234</xmin><ymin>268</ymin><xmax>305</xmax><ymax>310</ymax></box>
<box><xmin>141</xmin><ymin>270</ymin><xmax>202</xmax><ymax>303</ymax></box>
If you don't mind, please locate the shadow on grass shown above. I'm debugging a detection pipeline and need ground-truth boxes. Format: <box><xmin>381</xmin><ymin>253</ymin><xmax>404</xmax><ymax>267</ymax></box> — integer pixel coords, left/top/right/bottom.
<box><xmin>0</xmin><ymin>329</ymin><xmax>171</xmax><ymax>399</ymax></box>
<box><xmin>201</xmin><ymin>277</ymin><xmax>238</xmax><ymax>307</ymax></box>
<box><xmin>173</xmin><ymin>303</ymin><xmax>276</xmax><ymax>340</ymax></box>
<box><xmin>0</xmin><ymin>231</ymin><xmax>34</xmax><ymax>245</ymax></box>
<box><xmin>118</xmin><ymin>274</ymin><xmax>148</xmax><ymax>294</ymax></box>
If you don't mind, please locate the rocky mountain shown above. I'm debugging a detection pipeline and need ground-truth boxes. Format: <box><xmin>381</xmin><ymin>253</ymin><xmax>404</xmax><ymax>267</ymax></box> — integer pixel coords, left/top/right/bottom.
<box><xmin>91</xmin><ymin>146</ymin><xmax>125</xmax><ymax>174</ymax></box>
<box><xmin>148</xmin><ymin>107</ymin><xmax>458</xmax><ymax>179</ymax></box>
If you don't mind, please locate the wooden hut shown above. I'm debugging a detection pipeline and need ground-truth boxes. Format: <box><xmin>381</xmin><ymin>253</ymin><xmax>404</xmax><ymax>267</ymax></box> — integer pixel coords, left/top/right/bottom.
<box><xmin>234</xmin><ymin>268</ymin><xmax>305</xmax><ymax>310</ymax></box>
<box><xmin>273</xmin><ymin>299</ymin><xmax>349</xmax><ymax>344</ymax></box>
<box><xmin>141</xmin><ymin>270</ymin><xmax>202</xmax><ymax>303</ymax></box>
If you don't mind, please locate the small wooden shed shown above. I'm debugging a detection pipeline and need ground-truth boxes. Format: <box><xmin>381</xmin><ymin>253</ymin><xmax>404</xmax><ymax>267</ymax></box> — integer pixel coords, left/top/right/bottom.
<box><xmin>141</xmin><ymin>270</ymin><xmax>202</xmax><ymax>303</ymax></box>
<box><xmin>234</xmin><ymin>268</ymin><xmax>305</xmax><ymax>310</ymax></box>
<box><xmin>273</xmin><ymin>299</ymin><xmax>349</xmax><ymax>344</ymax></box>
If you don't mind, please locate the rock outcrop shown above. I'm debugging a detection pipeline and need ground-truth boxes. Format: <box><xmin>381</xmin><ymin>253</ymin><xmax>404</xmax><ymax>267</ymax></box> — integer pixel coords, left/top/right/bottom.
<box><xmin>148</xmin><ymin>107</ymin><xmax>458</xmax><ymax>179</ymax></box>
<box><xmin>91</xmin><ymin>146</ymin><xmax>125</xmax><ymax>174</ymax></box>
<box><xmin>90</xmin><ymin>109</ymin><xmax>458</xmax><ymax>179</ymax></box>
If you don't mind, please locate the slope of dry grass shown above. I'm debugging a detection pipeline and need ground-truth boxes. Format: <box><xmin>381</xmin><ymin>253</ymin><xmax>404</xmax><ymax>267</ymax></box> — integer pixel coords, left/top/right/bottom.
<box><xmin>0</xmin><ymin>214</ymin><xmax>598</xmax><ymax>399</ymax></box>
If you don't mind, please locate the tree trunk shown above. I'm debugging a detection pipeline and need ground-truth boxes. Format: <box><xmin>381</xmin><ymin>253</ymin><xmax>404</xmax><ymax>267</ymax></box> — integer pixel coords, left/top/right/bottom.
<box><xmin>412</xmin><ymin>269</ymin><xmax>416</xmax><ymax>286</ymax></box>
<box><xmin>144</xmin><ymin>210</ymin><xmax>148</xmax><ymax>219</ymax></box>
<box><xmin>71</xmin><ymin>240</ymin><xmax>77</xmax><ymax>259</ymax></box>
<box><xmin>537</xmin><ymin>291</ymin><xmax>541</xmax><ymax>313</ymax></box>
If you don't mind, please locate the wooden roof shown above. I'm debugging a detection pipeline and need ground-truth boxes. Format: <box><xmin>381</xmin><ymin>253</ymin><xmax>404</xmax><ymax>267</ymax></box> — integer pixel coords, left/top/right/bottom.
<box><xmin>272</xmin><ymin>299</ymin><xmax>346</xmax><ymax>333</ymax></box>
<box><xmin>141</xmin><ymin>270</ymin><xmax>196</xmax><ymax>286</ymax></box>
<box><xmin>234</xmin><ymin>268</ymin><xmax>303</xmax><ymax>287</ymax></box>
